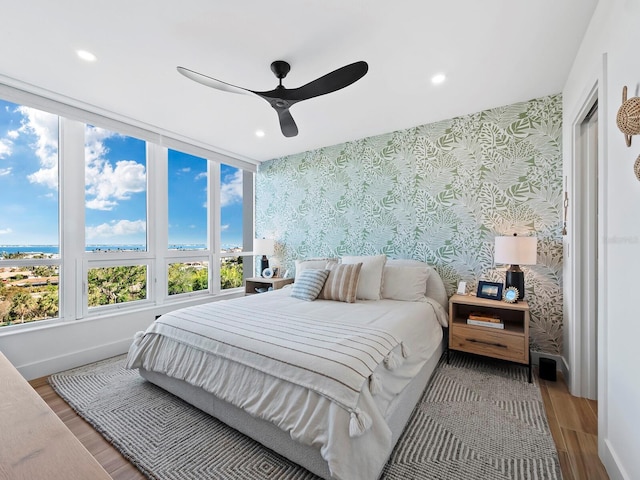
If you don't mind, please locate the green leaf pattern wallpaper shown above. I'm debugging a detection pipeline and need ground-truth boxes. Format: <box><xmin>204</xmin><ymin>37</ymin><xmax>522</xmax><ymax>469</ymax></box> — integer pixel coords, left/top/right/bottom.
<box><xmin>256</xmin><ymin>94</ymin><xmax>563</xmax><ymax>355</ymax></box>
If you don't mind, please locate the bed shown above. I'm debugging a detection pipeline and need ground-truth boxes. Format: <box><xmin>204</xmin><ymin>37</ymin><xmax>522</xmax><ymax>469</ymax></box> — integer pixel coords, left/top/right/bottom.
<box><xmin>126</xmin><ymin>257</ymin><xmax>449</xmax><ymax>480</ymax></box>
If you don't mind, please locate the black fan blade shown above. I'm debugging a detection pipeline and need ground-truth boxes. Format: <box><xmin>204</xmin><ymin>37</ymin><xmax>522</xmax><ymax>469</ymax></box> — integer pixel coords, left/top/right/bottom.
<box><xmin>281</xmin><ymin>61</ymin><xmax>368</xmax><ymax>102</ymax></box>
<box><xmin>177</xmin><ymin>66</ymin><xmax>252</xmax><ymax>96</ymax></box>
<box><xmin>276</xmin><ymin>108</ymin><xmax>298</xmax><ymax>137</ymax></box>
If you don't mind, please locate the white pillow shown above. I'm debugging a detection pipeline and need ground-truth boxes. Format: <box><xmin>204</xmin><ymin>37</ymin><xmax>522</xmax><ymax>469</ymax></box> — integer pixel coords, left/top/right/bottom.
<box><xmin>382</xmin><ymin>265</ymin><xmax>430</xmax><ymax>302</ymax></box>
<box><xmin>294</xmin><ymin>258</ymin><xmax>338</xmax><ymax>283</ymax></box>
<box><xmin>386</xmin><ymin>259</ymin><xmax>449</xmax><ymax>309</ymax></box>
<box><xmin>341</xmin><ymin>254</ymin><xmax>387</xmax><ymax>300</ymax></box>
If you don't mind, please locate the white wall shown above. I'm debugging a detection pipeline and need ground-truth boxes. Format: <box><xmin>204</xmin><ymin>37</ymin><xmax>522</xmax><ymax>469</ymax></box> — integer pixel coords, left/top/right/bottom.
<box><xmin>563</xmin><ymin>1</ymin><xmax>640</xmax><ymax>478</ymax></box>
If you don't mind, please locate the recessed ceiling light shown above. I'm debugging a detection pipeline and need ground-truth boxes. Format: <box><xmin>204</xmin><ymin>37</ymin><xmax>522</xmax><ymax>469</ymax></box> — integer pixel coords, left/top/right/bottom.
<box><xmin>76</xmin><ymin>50</ymin><xmax>97</xmax><ymax>62</ymax></box>
<box><xmin>431</xmin><ymin>73</ymin><xmax>446</xmax><ymax>85</ymax></box>
<box><xmin>255</xmin><ymin>130</ymin><xmax>265</xmax><ymax>138</ymax></box>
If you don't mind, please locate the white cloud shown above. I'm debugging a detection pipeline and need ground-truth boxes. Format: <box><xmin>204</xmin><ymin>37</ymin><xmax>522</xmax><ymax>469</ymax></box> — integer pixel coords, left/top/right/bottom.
<box><xmin>7</xmin><ymin>130</ymin><xmax>18</xmax><ymax>139</ymax></box>
<box><xmin>85</xmin><ymin>198</ymin><xmax>118</xmax><ymax>210</ymax></box>
<box><xmin>0</xmin><ymin>227</ymin><xmax>12</xmax><ymax>235</ymax></box>
<box><xmin>181</xmin><ymin>167</ymin><xmax>191</xmax><ymax>173</ymax></box>
<box><xmin>220</xmin><ymin>169</ymin><xmax>243</xmax><ymax>207</ymax></box>
<box><xmin>86</xmin><ymin>219</ymin><xmax>146</xmax><ymax>239</ymax></box>
<box><xmin>28</xmin><ymin>164</ymin><xmax>58</xmax><ymax>187</ymax></box>
<box><xmin>84</xmin><ymin>126</ymin><xmax>146</xmax><ymax>210</ymax></box>
<box><xmin>0</xmin><ymin>167</ymin><xmax>11</xmax><ymax>176</ymax></box>
<box><xmin>221</xmin><ymin>224</ymin><xmax>229</xmax><ymax>231</ymax></box>
<box><xmin>0</xmin><ymin>138</ymin><xmax>12</xmax><ymax>159</ymax></box>
<box><xmin>86</xmin><ymin>159</ymin><xmax>146</xmax><ymax>210</ymax></box>
<box><xmin>195</xmin><ymin>172</ymin><xmax>207</xmax><ymax>181</ymax></box>
<box><xmin>16</xmin><ymin>106</ymin><xmax>59</xmax><ymax>190</ymax></box>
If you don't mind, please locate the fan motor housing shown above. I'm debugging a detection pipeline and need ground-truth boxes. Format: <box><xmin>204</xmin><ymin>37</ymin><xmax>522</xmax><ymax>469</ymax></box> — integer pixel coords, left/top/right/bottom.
<box><xmin>271</xmin><ymin>61</ymin><xmax>291</xmax><ymax>79</ymax></box>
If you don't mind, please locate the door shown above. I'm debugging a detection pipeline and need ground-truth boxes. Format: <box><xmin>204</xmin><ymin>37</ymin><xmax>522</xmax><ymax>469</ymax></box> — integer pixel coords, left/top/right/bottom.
<box><xmin>578</xmin><ymin>101</ymin><xmax>598</xmax><ymax>400</ymax></box>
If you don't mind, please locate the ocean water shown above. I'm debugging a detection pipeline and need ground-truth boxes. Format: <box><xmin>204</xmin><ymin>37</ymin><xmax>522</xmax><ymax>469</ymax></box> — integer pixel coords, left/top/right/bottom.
<box><xmin>0</xmin><ymin>244</ymin><xmax>236</xmax><ymax>255</ymax></box>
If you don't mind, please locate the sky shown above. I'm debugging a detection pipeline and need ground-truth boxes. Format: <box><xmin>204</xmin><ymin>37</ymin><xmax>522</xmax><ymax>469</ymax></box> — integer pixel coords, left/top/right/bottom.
<box><xmin>0</xmin><ymin>99</ymin><xmax>244</xmax><ymax>249</ymax></box>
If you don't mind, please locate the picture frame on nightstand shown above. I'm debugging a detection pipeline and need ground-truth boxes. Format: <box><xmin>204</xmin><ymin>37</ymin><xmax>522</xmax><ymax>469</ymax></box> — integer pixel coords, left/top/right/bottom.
<box><xmin>476</xmin><ymin>281</ymin><xmax>503</xmax><ymax>300</ymax></box>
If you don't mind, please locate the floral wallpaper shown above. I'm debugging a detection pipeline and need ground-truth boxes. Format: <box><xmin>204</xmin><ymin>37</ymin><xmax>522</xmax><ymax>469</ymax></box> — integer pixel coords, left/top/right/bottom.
<box><xmin>256</xmin><ymin>94</ymin><xmax>563</xmax><ymax>355</ymax></box>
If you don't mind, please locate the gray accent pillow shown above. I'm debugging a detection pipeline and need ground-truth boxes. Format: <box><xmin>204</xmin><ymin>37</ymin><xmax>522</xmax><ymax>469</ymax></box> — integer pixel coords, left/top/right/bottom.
<box><xmin>290</xmin><ymin>269</ymin><xmax>330</xmax><ymax>301</ymax></box>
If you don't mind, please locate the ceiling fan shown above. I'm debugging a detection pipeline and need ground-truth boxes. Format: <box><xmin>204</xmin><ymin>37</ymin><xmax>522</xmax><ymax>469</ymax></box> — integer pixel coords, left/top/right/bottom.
<box><xmin>177</xmin><ymin>60</ymin><xmax>368</xmax><ymax>138</ymax></box>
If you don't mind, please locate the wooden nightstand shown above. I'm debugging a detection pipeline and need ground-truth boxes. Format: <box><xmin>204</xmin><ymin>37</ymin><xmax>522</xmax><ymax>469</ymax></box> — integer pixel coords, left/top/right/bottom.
<box><xmin>245</xmin><ymin>277</ymin><xmax>294</xmax><ymax>295</ymax></box>
<box><xmin>448</xmin><ymin>294</ymin><xmax>531</xmax><ymax>382</ymax></box>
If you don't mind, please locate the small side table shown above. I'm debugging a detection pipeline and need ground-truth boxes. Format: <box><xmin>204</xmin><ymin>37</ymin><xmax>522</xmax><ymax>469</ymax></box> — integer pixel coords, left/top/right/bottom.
<box><xmin>448</xmin><ymin>294</ymin><xmax>531</xmax><ymax>382</ymax></box>
<box><xmin>245</xmin><ymin>277</ymin><xmax>294</xmax><ymax>295</ymax></box>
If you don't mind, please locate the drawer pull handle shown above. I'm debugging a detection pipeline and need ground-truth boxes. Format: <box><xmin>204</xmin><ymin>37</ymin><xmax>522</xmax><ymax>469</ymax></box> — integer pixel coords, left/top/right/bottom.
<box><xmin>466</xmin><ymin>338</ymin><xmax>507</xmax><ymax>349</ymax></box>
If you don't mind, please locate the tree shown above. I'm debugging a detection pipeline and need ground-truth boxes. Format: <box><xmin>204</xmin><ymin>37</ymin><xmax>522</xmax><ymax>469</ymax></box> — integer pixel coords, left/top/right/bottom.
<box><xmin>220</xmin><ymin>259</ymin><xmax>243</xmax><ymax>289</ymax></box>
<box><xmin>37</xmin><ymin>287</ymin><xmax>59</xmax><ymax>318</ymax></box>
<box><xmin>192</xmin><ymin>268</ymin><xmax>208</xmax><ymax>291</ymax></box>
<box><xmin>168</xmin><ymin>263</ymin><xmax>193</xmax><ymax>295</ymax></box>
<box><xmin>10</xmin><ymin>291</ymin><xmax>37</xmax><ymax>323</ymax></box>
<box><xmin>87</xmin><ymin>265</ymin><xmax>147</xmax><ymax>307</ymax></box>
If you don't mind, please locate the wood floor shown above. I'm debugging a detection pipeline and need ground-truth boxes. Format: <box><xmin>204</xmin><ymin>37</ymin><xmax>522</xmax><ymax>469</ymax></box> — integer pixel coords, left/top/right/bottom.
<box><xmin>30</xmin><ymin>371</ymin><xmax>609</xmax><ymax>480</ymax></box>
<box><xmin>539</xmin><ymin>373</ymin><xmax>610</xmax><ymax>480</ymax></box>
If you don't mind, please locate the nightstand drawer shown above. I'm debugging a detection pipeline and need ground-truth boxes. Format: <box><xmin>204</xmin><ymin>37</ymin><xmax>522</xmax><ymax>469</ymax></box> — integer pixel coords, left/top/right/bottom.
<box><xmin>451</xmin><ymin>325</ymin><xmax>526</xmax><ymax>364</ymax></box>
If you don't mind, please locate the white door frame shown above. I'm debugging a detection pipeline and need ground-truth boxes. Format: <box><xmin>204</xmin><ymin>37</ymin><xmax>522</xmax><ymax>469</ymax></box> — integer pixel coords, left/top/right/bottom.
<box><xmin>567</xmin><ymin>80</ymin><xmax>602</xmax><ymax>400</ymax></box>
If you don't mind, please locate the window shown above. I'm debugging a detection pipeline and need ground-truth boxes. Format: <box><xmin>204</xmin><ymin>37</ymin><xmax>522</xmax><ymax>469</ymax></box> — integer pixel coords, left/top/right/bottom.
<box><xmin>0</xmin><ymin>87</ymin><xmax>255</xmax><ymax>330</ymax></box>
<box><xmin>220</xmin><ymin>164</ymin><xmax>244</xmax><ymax>290</ymax></box>
<box><xmin>168</xmin><ymin>150</ymin><xmax>207</xmax><ymax>250</ymax></box>
<box><xmin>0</xmin><ymin>100</ymin><xmax>60</xmax><ymax>327</ymax></box>
<box><xmin>85</xmin><ymin>125</ymin><xmax>147</xmax><ymax>251</ymax></box>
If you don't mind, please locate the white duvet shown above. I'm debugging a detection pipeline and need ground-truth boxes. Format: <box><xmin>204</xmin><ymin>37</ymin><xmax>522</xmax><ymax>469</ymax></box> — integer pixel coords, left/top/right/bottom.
<box><xmin>127</xmin><ymin>288</ymin><xmax>445</xmax><ymax>480</ymax></box>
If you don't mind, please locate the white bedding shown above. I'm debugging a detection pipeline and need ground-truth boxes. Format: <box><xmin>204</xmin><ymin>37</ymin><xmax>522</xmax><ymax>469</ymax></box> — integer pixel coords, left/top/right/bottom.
<box><xmin>127</xmin><ymin>288</ymin><xmax>445</xmax><ymax>480</ymax></box>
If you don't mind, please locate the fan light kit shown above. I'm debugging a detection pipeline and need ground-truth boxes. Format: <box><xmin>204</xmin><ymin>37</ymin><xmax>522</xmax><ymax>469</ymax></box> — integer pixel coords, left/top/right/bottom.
<box><xmin>76</xmin><ymin>49</ymin><xmax>97</xmax><ymax>62</ymax></box>
<box><xmin>177</xmin><ymin>60</ymin><xmax>368</xmax><ymax>138</ymax></box>
<box><xmin>431</xmin><ymin>73</ymin><xmax>446</xmax><ymax>85</ymax></box>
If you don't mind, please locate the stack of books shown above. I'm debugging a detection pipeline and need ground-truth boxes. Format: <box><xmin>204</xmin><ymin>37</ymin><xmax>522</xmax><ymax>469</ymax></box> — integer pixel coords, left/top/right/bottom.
<box><xmin>466</xmin><ymin>312</ymin><xmax>504</xmax><ymax>329</ymax></box>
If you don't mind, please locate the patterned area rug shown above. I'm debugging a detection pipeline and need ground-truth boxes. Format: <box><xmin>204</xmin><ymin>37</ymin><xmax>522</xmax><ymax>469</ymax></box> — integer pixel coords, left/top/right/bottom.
<box><xmin>49</xmin><ymin>353</ymin><xmax>561</xmax><ymax>480</ymax></box>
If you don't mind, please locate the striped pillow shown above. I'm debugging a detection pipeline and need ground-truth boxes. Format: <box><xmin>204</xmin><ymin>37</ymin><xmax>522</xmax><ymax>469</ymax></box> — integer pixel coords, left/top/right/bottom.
<box><xmin>290</xmin><ymin>269</ymin><xmax>330</xmax><ymax>301</ymax></box>
<box><xmin>319</xmin><ymin>262</ymin><xmax>362</xmax><ymax>303</ymax></box>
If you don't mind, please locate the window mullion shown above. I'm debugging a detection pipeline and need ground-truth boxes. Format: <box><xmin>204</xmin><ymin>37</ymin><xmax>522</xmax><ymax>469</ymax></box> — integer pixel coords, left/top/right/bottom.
<box><xmin>59</xmin><ymin>118</ymin><xmax>86</xmax><ymax>322</ymax></box>
<box><xmin>210</xmin><ymin>162</ymin><xmax>221</xmax><ymax>294</ymax></box>
<box><xmin>147</xmin><ymin>143</ymin><xmax>167</xmax><ymax>304</ymax></box>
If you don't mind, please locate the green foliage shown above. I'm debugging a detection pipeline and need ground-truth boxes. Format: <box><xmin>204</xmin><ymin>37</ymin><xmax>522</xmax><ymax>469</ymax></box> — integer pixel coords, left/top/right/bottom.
<box><xmin>168</xmin><ymin>263</ymin><xmax>209</xmax><ymax>295</ymax></box>
<box><xmin>221</xmin><ymin>258</ymin><xmax>243</xmax><ymax>290</ymax></box>
<box><xmin>88</xmin><ymin>265</ymin><xmax>147</xmax><ymax>307</ymax></box>
<box><xmin>10</xmin><ymin>291</ymin><xmax>36</xmax><ymax>323</ymax></box>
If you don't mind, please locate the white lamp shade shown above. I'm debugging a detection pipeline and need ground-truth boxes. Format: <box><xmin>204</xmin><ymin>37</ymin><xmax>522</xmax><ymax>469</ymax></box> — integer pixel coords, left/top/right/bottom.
<box><xmin>253</xmin><ymin>238</ymin><xmax>275</xmax><ymax>256</ymax></box>
<box><xmin>494</xmin><ymin>235</ymin><xmax>537</xmax><ymax>265</ymax></box>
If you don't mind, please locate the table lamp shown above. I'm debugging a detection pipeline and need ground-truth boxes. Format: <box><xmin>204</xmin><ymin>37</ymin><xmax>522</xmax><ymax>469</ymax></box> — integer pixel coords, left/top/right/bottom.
<box><xmin>494</xmin><ymin>234</ymin><xmax>537</xmax><ymax>300</ymax></box>
<box><xmin>253</xmin><ymin>238</ymin><xmax>275</xmax><ymax>276</ymax></box>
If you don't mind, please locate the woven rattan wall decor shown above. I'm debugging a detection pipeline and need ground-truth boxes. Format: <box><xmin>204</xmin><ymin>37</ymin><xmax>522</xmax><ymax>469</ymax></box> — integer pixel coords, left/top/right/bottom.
<box><xmin>617</xmin><ymin>86</ymin><xmax>640</xmax><ymax>147</ymax></box>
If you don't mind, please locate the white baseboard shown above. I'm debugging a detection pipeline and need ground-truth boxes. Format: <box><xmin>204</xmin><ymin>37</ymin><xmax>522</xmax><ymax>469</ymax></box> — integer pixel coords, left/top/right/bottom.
<box><xmin>18</xmin><ymin>338</ymin><xmax>132</xmax><ymax>380</ymax></box>
<box><xmin>602</xmin><ymin>438</ymin><xmax>630</xmax><ymax>480</ymax></box>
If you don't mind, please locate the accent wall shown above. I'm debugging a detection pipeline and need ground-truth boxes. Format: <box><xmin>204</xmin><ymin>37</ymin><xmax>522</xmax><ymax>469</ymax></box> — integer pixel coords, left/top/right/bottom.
<box><xmin>256</xmin><ymin>94</ymin><xmax>563</xmax><ymax>355</ymax></box>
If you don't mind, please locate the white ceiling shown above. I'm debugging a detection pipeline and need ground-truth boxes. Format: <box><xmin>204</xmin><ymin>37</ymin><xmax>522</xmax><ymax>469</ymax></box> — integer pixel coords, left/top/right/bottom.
<box><xmin>1</xmin><ymin>1</ymin><xmax>598</xmax><ymax>163</ymax></box>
